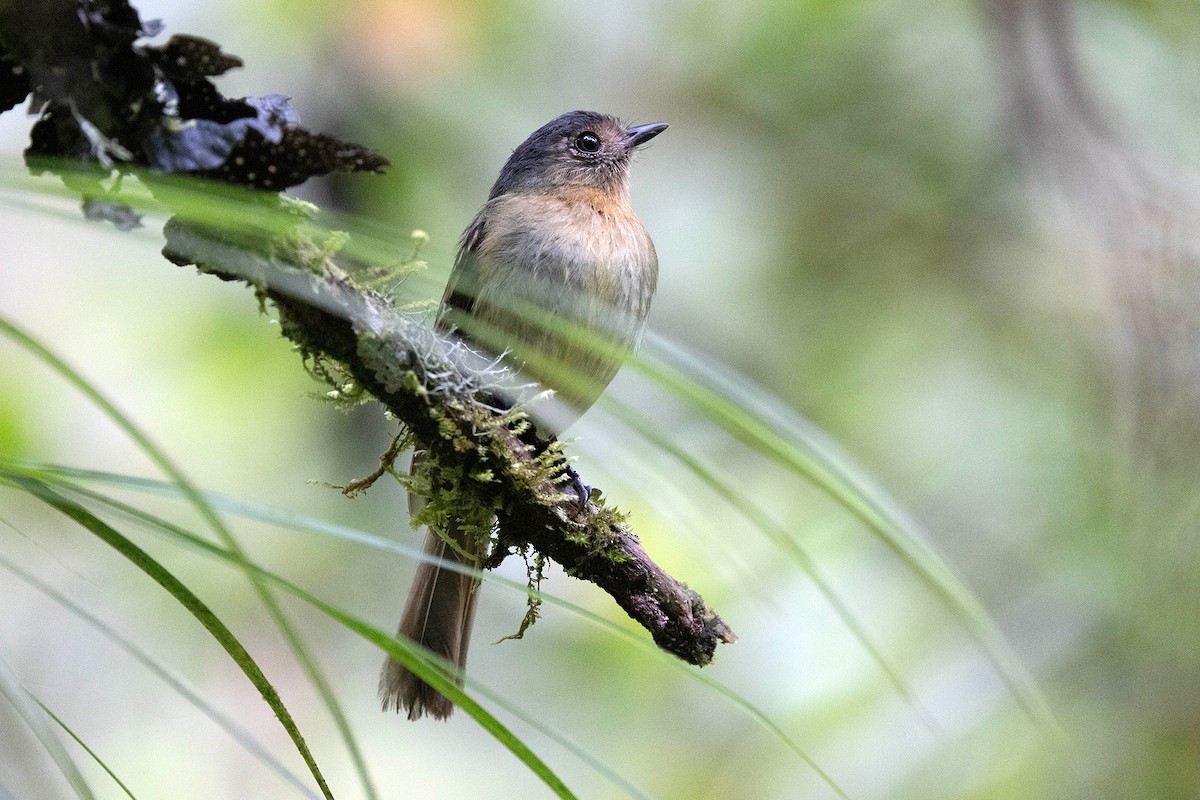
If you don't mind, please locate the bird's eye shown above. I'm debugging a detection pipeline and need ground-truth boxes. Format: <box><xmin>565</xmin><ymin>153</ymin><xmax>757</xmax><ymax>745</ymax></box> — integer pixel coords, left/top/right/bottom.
<box><xmin>574</xmin><ymin>131</ymin><xmax>601</xmax><ymax>153</ymax></box>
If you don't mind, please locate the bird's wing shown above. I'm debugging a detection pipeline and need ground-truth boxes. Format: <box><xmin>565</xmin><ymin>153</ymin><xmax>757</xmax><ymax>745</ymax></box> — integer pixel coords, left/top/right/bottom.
<box><xmin>436</xmin><ymin>209</ymin><xmax>489</xmax><ymax>331</ymax></box>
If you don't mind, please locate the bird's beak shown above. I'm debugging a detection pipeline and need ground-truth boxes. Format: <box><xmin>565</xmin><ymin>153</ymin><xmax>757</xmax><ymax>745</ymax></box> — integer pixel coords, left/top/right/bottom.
<box><xmin>624</xmin><ymin>122</ymin><xmax>669</xmax><ymax>149</ymax></box>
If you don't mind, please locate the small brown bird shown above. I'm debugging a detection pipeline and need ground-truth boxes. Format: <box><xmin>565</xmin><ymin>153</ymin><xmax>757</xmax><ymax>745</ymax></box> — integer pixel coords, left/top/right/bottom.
<box><xmin>379</xmin><ymin>110</ymin><xmax>668</xmax><ymax>720</ymax></box>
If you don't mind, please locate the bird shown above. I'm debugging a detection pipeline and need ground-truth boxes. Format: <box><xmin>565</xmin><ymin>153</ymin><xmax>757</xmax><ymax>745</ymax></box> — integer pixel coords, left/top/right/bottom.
<box><xmin>379</xmin><ymin>110</ymin><xmax>668</xmax><ymax>720</ymax></box>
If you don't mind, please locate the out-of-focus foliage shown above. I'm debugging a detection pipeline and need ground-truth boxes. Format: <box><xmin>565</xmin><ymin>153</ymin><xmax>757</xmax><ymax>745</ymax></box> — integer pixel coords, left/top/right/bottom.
<box><xmin>4</xmin><ymin>0</ymin><xmax>1200</xmax><ymax>798</ymax></box>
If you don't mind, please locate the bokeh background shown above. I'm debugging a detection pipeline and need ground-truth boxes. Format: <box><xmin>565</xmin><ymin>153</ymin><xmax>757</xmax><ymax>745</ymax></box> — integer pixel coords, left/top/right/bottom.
<box><xmin>3</xmin><ymin>0</ymin><xmax>1200</xmax><ymax>798</ymax></box>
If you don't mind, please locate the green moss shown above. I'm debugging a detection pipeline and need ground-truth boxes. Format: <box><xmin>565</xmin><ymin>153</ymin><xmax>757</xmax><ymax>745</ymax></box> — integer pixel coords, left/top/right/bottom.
<box><xmin>351</xmin><ymin>229</ymin><xmax>432</xmax><ymax>301</ymax></box>
<box><xmin>304</xmin><ymin>352</ymin><xmax>373</xmax><ymax>412</ymax></box>
<box><xmin>408</xmin><ymin>446</ymin><xmax>501</xmax><ymax>559</ymax></box>
<box><xmin>496</xmin><ymin>550</ymin><xmax>547</xmax><ymax>643</ymax></box>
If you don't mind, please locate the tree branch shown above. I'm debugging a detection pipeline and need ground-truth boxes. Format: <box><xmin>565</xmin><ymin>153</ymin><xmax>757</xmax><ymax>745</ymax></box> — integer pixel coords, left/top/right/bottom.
<box><xmin>161</xmin><ymin>220</ymin><xmax>736</xmax><ymax>663</ymax></box>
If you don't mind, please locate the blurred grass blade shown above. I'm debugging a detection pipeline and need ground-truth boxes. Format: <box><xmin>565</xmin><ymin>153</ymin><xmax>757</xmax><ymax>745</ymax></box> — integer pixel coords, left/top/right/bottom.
<box><xmin>456</xmin><ymin>681</ymin><xmax>655</xmax><ymax>800</ymax></box>
<box><xmin>11</xmin><ymin>481</ymin><xmax>642</xmax><ymax>799</ymax></box>
<box><xmin>1</xmin><ymin>467</ymin><xmax>579</xmax><ymax>799</ymax></box>
<box><xmin>0</xmin><ymin>314</ymin><xmax>379</xmax><ymax>800</ymax></box>
<box><xmin>34</xmin><ymin>464</ymin><xmax>851</xmax><ymax>797</ymax></box>
<box><xmin>0</xmin><ymin>548</ymin><xmax>319</xmax><ymax>800</ymax></box>
<box><xmin>419</xmin><ymin>280</ymin><xmax>1044</xmax><ymax>725</ymax></box>
<box><xmin>301</xmin><ymin>599</ymin><xmax>578</xmax><ymax>800</ymax></box>
<box><xmin>637</xmin><ymin>334</ymin><xmax>1052</xmax><ymax>727</ymax></box>
<box><xmin>40</xmin><ymin>477</ymin><xmax>647</xmax><ymax>800</ymax></box>
<box><xmin>0</xmin><ymin>472</ymin><xmax>335</xmax><ymax>800</ymax></box>
<box><xmin>0</xmin><ymin>163</ymin><xmax>450</xmax><ymax>300</ymax></box>
<box><xmin>603</xmin><ymin>394</ymin><xmax>922</xmax><ymax>715</ymax></box>
<box><xmin>0</xmin><ymin>654</ymin><xmax>96</xmax><ymax>800</ymax></box>
<box><xmin>35</xmin><ymin>701</ymin><xmax>138</xmax><ymax>800</ymax></box>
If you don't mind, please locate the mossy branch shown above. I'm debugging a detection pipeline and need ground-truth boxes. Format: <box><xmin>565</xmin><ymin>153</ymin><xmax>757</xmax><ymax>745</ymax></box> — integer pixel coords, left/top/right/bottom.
<box><xmin>163</xmin><ymin>219</ymin><xmax>736</xmax><ymax>665</ymax></box>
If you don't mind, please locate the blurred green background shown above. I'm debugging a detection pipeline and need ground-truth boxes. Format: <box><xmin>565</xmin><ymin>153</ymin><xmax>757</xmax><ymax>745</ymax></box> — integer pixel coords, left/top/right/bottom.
<box><xmin>3</xmin><ymin>0</ymin><xmax>1200</xmax><ymax>798</ymax></box>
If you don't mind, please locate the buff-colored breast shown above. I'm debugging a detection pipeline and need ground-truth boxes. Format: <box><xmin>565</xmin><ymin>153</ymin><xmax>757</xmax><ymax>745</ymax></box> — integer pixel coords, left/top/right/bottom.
<box><xmin>467</xmin><ymin>188</ymin><xmax>658</xmax><ymax>417</ymax></box>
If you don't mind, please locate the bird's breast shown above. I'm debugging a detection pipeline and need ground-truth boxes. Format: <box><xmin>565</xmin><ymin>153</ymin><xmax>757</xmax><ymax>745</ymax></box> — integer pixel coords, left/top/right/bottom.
<box><xmin>464</xmin><ymin>188</ymin><xmax>659</xmax><ymax>419</ymax></box>
<box><xmin>474</xmin><ymin>189</ymin><xmax>659</xmax><ymax>324</ymax></box>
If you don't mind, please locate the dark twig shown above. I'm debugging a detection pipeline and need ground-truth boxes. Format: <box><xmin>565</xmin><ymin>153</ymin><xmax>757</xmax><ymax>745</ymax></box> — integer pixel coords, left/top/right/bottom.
<box><xmin>341</xmin><ymin>433</ymin><xmax>406</xmax><ymax>498</ymax></box>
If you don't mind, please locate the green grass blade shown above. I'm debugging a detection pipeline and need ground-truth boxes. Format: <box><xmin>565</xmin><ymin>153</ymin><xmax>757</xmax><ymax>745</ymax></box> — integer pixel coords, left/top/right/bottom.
<box><xmin>2</xmin><ymin>467</ymin><xmax>579</xmax><ymax>800</ymax></box>
<box><xmin>12</xmin><ymin>488</ymin><xmax>645</xmax><ymax>800</ymax></box>
<box><xmin>0</xmin><ymin>545</ymin><xmax>319</xmax><ymax>800</ymax></box>
<box><xmin>40</xmin><ymin>477</ymin><xmax>649</xmax><ymax>799</ymax></box>
<box><xmin>32</xmin><ymin>464</ymin><xmax>851</xmax><ymax>797</ymax></box>
<box><xmin>35</xmin><ymin>701</ymin><xmax>138</xmax><ymax>800</ymax></box>
<box><xmin>0</xmin><ymin>473</ymin><xmax>335</xmax><ymax>800</ymax></box>
<box><xmin>305</xmin><ymin>603</ymin><xmax>578</xmax><ymax>800</ymax></box>
<box><xmin>395</xmin><ymin>282</ymin><xmax>1044</xmax><ymax>726</ymax></box>
<box><xmin>0</xmin><ymin>315</ymin><xmax>380</xmax><ymax>800</ymax></box>
<box><xmin>636</xmin><ymin>335</ymin><xmax>1053</xmax><ymax>727</ymax></box>
<box><xmin>0</xmin><ymin>655</ymin><xmax>96</xmax><ymax>800</ymax></box>
<box><xmin>456</xmin><ymin>682</ymin><xmax>655</xmax><ymax>800</ymax></box>
<box><xmin>602</xmin><ymin>394</ymin><xmax>924</xmax><ymax>719</ymax></box>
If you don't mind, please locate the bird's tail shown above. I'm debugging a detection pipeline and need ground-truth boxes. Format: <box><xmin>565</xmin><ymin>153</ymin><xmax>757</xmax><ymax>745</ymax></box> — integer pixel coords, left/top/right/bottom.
<box><xmin>379</xmin><ymin>460</ymin><xmax>484</xmax><ymax>720</ymax></box>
